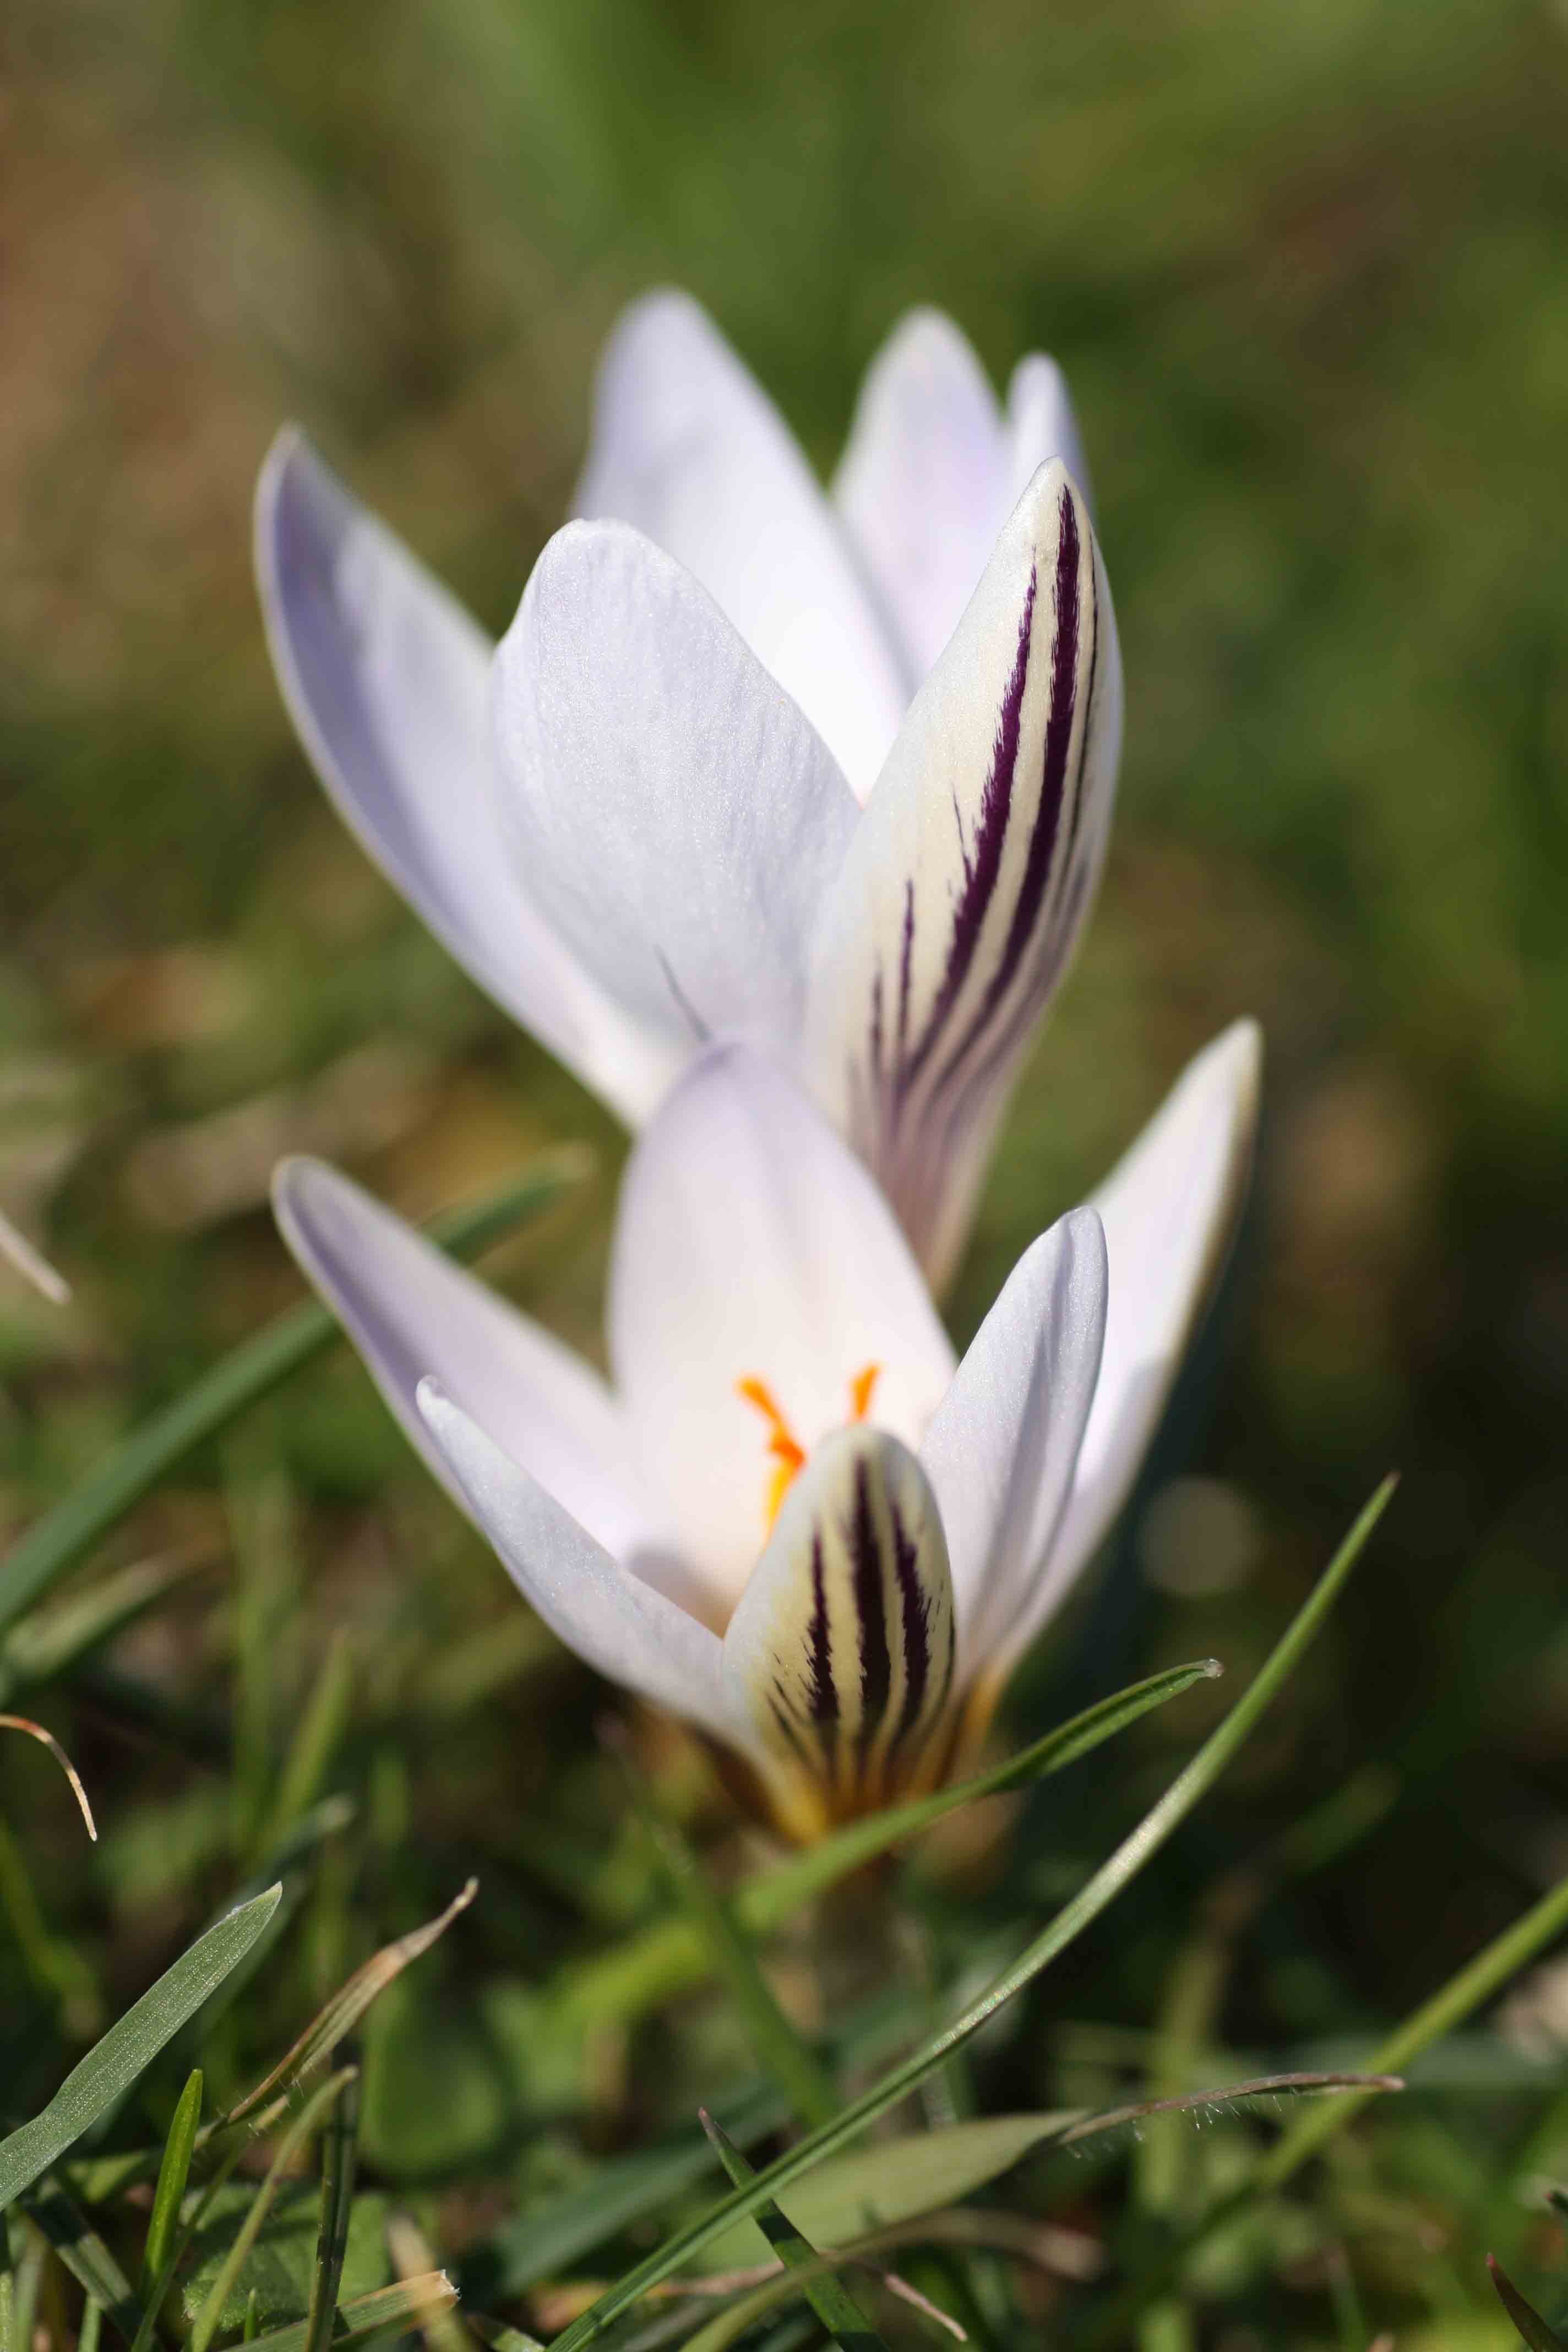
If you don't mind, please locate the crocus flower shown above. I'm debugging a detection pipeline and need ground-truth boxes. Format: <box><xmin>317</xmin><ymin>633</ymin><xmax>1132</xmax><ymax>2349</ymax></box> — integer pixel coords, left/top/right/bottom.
<box><xmin>272</xmin><ymin>1025</ymin><xmax>1259</xmax><ymax>1841</ymax></box>
<box><xmin>256</xmin><ymin>295</ymin><xmax>1117</xmax><ymax>1286</ymax></box>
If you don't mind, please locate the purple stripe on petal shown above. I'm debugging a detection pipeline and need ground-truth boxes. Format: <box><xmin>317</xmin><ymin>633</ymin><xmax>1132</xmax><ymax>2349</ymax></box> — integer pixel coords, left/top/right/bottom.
<box><xmin>894</xmin><ymin>561</ymin><xmax>1038</xmax><ymax>1104</ymax></box>
<box><xmin>889</xmin><ymin>1500</ymin><xmax>932</xmax><ymax>1751</ymax></box>
<box><xmin>928</xmin><ymin>486</ymin><xmax>1081</xmax><ymax>1093</ymax></box>
<box><xmin>850</xmin><ymin>1461</ymin><xmax>892</xmax><ymax>1765</ymax></box>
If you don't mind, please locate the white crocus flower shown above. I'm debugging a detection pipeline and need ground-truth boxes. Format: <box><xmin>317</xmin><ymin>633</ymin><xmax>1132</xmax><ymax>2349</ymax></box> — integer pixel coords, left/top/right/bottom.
<box><xmin>256</xmin><ymin>295</ymin><xmax>1114</xmax><ymax>1288</ymax></box>
<box><xmin>272</xmin><ymin>1026</ymin><xmax>1259</xmax><ymax>1841</ymax></box>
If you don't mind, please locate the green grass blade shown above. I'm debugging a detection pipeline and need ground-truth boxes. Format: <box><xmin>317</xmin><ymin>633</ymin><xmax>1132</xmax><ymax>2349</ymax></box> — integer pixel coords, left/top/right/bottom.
<box><xmin>141</xmin><ymin>2068</ymin><xmax>203</xmax><ymax>2289</ymax></box>
<box><xmin>0</xmin><ymin>1157</ymin><xmax>580</xmax><ymax>1636</ymax></box>
<box><xmin>1257</xmin><ymin>1863</ymin><xmax>1568</xmax><ymax>2192</ymax></box>
<box><xmin>16</xmin><ymin>2173</ymin><xmax>143</xmax><ymax>2344</ymax></box>
<box><xmin>547</xmin><ymin>1476</ymin><xmax>1395</xmax><ymax>2350</ymax></box>
<box><xmin>243</xmin><ymin>2274</ymin><xmax>459</xmax><ymax>2352</ymax></box>
<box><xmin>188</xmin><ymin>2070</ymin><xmax>354</xmax><ymax>2352</ymax></box>
<box><xmin>700</xmin><ymin>2110</ymin><xmax>890</xmax><ymax>2352</ymax></box>
<box><xmin>126</xmin><ymin>2137</ymin><xmax>251</xmax><ymax>2352</ymax></box>
<box><xmin>258</xmin><ymin>1631</ymin><xmax>353</xmax><ymax>1854</ymax></box>
<box><xmin>301</xmin><ymin>2066</ymin><xmax>360</xmax><ymax>2352</ymax></box>
<box><xmin>0</xmin><ymin>1887</ymin><xmax>280</xmax><ymax>2210</ymax></box>
<box><xmin>469</xmin><ymin>2321</ymin><xmax>547</xmax><ymax>2352</ymax></box>
<box><xmin>459</xmin><ymin>2081</ymin><xmax>788</xmax><ymax>2302</ymax></box>
<box><xmin>225</xmin><ymin>1880</ymin><xmax>476</xmax><ymax>2125</ymax></box>
<box><xmin>741</xmin><ymin>1656</ymin><xmax>1226</xmax><ymax>1928</ymax></box>
<box><xmin>627</xmin><ymin>1772</ymin><xmax>839</xmax><ymax>2128</ymax></box>
<box><xmin>0</xmin><ymin>1551</ymin><xmax>206</xmax><ymax>1707</ymax></box>
<box><xmin>79</xmin><ymin>2296</ymin><xmax>104</xmax><ymax>2352</ymax></box>
<box><xmin>1490</xmin><ymin>2257</ymin><xmax>1567</xmax><ymax>2350</ymax></box>
<box><xmin>551</xmin><ymin>1656</ymin><xmax>1224</xmax><ymax>2036</ymax></box>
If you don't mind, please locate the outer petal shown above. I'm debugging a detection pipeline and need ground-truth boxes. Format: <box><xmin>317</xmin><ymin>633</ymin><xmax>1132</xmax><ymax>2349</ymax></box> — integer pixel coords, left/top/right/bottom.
<box><xmin>493</xmin><ymin>520</ymin><xmax>859</xmax><ymax>1052</ymax></box>
<box><xmin>833</xmin><ymin>313</ymin><xmax>1092</xmax><ymax>687</ymax></box>
<box><xmin>721</xmin><ymin>1425</ymin><xmax>956</xmax><ymax>1836</ymax></box>
<box><xmin>609</xmin><ymin>1046</ymin><xmax>956</xmax><ymax>1622</ymax></box>
<box><xmin>271</xmin><ymin>1156</ymin><xmax>666</xmax><ymax>1570</ymax></box>
<box><xmin>574</xmin><ymin>290</ymin><xmax>908</xmax><ymax>798</ymax></box>
<box><xmin>255</xmin><ymin>432</ymin><xmax>675</xmax><ymax>1126</ymax></box>
<box><xmin>919</xmin><ymin>1207</ymin><xmax>1107</xmax><ymax>1690</ymax></box>
<box><xmin>995</xmin><ymin>1021</ymin><xmax>1264</xmax><ymax>1672</ymax></box>
<box><xmin>803</xmin><ymin>460</ymin><xmax>1123</xmax><ymax>1287</ymax></box>
<box><xmin>1005</xmin><ymin>355</ymin><xmax>1092</xmax><ymax>518</ymax></box>
<box><xmin>417</xmin><ymin>1380</ymin><xmax>747</xmax><ymax>1754</ymax></box>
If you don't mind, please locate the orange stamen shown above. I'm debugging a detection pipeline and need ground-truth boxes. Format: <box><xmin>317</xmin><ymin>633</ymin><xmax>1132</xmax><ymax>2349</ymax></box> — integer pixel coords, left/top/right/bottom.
<box><xmin>738</xmin><ymin>1376</ymin><xmax>807</xmax><ymax>1534</ymax></box>
<box><xmin>737</xmin><ymin>1364</ymin><xmax>883</xmax><ymax>1538</ymax></box>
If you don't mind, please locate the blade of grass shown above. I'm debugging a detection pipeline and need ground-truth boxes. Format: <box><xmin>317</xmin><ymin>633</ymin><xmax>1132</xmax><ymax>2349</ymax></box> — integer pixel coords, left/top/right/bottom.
<box><xmin>80</xmin><ymin>2295</ymin><xmax>104</xmax><ymax>2352</ymax></box>
<box><xmin>0</xmin><ymin>1157</ymin><xmax>581</xmax><ymax>1636</ymax></box>
<box><xmin>617</xmin><ymin>1747</ymin><xmax>838</xmax><ymax>2129</ymax></box>
<box><xmin>1079</xmin><ymin>1847</ymin><xmax>1568</xmax><ymax>2346</ymax></box>
<box><xmin>1259</xmin><ymin>1864</ymin><xmax>1568</xmax><ymax>2191</ymax></box>
<box><xmin>459</xmin><ymin>1993</ymin><xmax>922</xmax><ymax>2303</ymax></box>
<box><xmin>140</xmin><ymin>2070</ymin><xmax>203</xmax><ymax>2289</ymax></box>
<box><xmin>301</xmin><ymin>2067</ymin><xmax>360</xmax><ymax>2352</ymax></box>
<box><xmin>126</xmin><ymin>2136</ymin><xmax>252</xmax><ymax>2352</ymax></box>
<box><xmin>0</xmin><ymin>1551</ymin><xmax>208</xmax><ymax>1708</ymax></box>
<box><xmin>699</xmin><ymin>2111</ymin><xmax>890</xmax><ymax>2352</ymax></box>
<box><xmin>1489</xmin><ymin>2256</ymin><xmax>1566</xmax><ymax>2350</ymax></box>
<box><xmin>7</xmin><ymin>2225</ymin><xmax>43</xmax><ymax>2352</ymax></box>
<box><xmin>16</xmin><ymin>2173</ymin><xmax>143</xmax><ymax>2343</ymax></box>
<box><xmin>188</xmin><ymin>2070</ymin><xmax>355</xmax><ymax>2352</ymax></box>
<box><xmin>548</xmin><ymin>1476</ymin><xmax>1396</xmax><ymax>2350</ymax></box>
<box><xmin>0</xmin><ymin>1886</ymin><xmax>281</xmax><ymax>2210</ymax></box>
<box><xmin>245</xmin><ymin>2275</ymin><xmax>459</xmax><ymax>2352</ymax></box>
<box><xmin>386</xmin><ymin>2213</ymin><xmax>472</xmax><ymax>2352</ymax></box>
<box><xmin>257</xmin><ymin>1632</ymin><xmax>353</xmax><ymax>1855</ymax></box>
<box><xmin>0</xmin><ymin>1714</ymin><xmax>96</xmax><ymax>1839</ymax></box>
<box><xmin>224</xmin><ymin>1880</ymin><xmax>476</xmax><ymax>2125</ymax></box>
<box><xmin>552</xmin><ymin>1658</ymin><xmax>1223</xmax><ymax>2035</ymax></box>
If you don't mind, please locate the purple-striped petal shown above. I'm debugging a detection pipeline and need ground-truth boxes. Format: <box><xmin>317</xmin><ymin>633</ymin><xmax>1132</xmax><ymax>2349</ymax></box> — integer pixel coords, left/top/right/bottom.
<box><xmin>721</xmin><ymin>1425</ymin><xmax>956</xmax><ymax>1837</ymax></box>
<box><xmin>803</xmin><ymin>460</ymin><xmax>1123</xmax><ymax>1287</ymax></box>
<box><xmin>832</xmin><ymin>312</ymin><xmax>1091</xmax><ymax>688</ymax></box>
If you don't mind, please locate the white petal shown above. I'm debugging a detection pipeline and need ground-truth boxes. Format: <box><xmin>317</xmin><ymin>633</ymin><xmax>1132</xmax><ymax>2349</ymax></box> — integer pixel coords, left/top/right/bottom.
<box><xmin>721</xmin><ymin>1425</ymin><xmax>956</xmax><ymax>1833</ymax></box>
<box><xmin>831</xmin><ymin>309</ymin><xmax>1010</xmax><ymax>687</ymax></box>
<box><xmin>418</xmin><ymin>1380</ymin><xmax>745</xmax><ymax>1752</ymax></box>
<box><xmin>574</xmin><ymin>290</ymin><xmax>908</xmax><ymax>797</ymax></box>
<box><xmin>1005</xmin><ymin>354</ymin><xmax>1092</xmax><ymax>517</ymax></box>
<box><xmin>255</xmin><ymin>431</ymin><xmax>674</xmax><ymax>1126</ymax></box>
<box><xmin>492</xmin><ymin>518</ymin><xmax>859</xmax><ymax>1054</ymax></box>
<box><xmin>999</xmin><ymin>1021</ymin><xmax>1264</xmax><ymax>1669</ymax></box>
<box><xmin>919</xmin><ymin>1207</ymin><xmax>1106</xmax><ymax>1689</ymax></box>
<box><xmin>608</xmin><ymin>1046</ymin><xmax>956</xmax><ymax>1621</ymax></box>
<box><xmin>833</xmin><ymin>315</ymin><xmax>1093</xmax><ymax>688</ymax></box>
<box><xmin>271</xmin><ymin>1156</ymin><xmax>663</xmax><ymax>1566</ymax></box>
<box><xmin>803</xmin><ymin>461</ymin><xmax>1123</xmax><ymax>1287</ymax></box>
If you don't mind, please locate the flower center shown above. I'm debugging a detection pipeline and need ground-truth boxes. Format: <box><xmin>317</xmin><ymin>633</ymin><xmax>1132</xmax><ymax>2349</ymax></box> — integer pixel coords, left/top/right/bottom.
<box><xmin>736</xmin><ymin>1364</ymin><xmax>881</xmax><ymax>1535</ymax></box>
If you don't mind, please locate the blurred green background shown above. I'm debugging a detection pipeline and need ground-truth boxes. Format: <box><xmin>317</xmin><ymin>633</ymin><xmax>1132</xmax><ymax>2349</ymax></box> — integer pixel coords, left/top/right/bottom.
<box><xmin>3</xmin><ymin>0</ymin><xmax>1568</xmax><ymax>2338</ymax></box>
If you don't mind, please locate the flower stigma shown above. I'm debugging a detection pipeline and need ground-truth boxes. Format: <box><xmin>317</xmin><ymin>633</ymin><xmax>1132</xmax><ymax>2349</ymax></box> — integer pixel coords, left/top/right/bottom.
<box><xmin>736</xmin><ymin>1364</ymin><xmax>882</xmax><ymax>1534</ymax></box>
